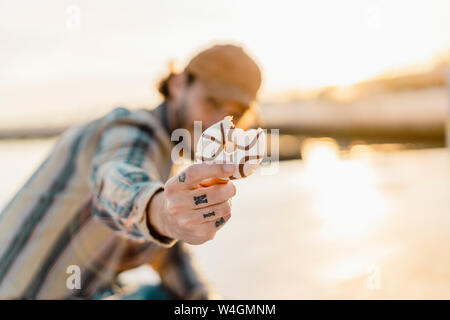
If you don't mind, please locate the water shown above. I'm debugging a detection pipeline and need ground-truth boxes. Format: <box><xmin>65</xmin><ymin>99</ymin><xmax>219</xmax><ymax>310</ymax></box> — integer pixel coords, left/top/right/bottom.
<box><xmin>0</xmin><ymin>138</ymin><xmax>449</xmax><ymax>299</ymax></box>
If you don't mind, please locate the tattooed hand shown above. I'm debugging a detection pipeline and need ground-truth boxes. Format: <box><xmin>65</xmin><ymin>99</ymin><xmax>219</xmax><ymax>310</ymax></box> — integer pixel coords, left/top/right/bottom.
<box><xmin>147</xmin><ymin>163</ymin><xmax>236</xmax><ymax>245</ymax></box>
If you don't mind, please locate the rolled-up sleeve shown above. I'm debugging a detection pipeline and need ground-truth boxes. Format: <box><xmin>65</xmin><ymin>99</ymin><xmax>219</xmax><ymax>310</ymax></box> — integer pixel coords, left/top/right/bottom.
<box><xmin>90</xmin><ymin>120</ymin><xmax>175</xmax><ymax>247</ymax></box>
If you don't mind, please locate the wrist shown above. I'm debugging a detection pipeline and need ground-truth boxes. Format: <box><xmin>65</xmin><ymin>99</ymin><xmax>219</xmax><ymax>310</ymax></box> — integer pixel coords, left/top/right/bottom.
<box><xmin>147</xmin><ymin>190</ymin><xmax>174</xmax><ymax>242</ymax></box>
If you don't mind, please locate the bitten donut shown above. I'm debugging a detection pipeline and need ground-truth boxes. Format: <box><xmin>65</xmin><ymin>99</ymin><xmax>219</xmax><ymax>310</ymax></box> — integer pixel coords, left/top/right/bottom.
<box><xmin>195</xmin><ymin>116</ymin><xmax>266</xmax><ymax>180</ymax></box>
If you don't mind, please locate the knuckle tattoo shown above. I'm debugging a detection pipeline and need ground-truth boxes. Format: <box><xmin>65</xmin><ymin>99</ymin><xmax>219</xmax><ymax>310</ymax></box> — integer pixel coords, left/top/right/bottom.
<box><xmin>215</xmin><ymin>217</ymin><xmax>226</xmax><ymax>228</ymax></box>
<box><xmin>203</xmin><ymin>211</ymin><xmax>215</xmax><ymax>219</ymax></box>
<box><xmin>178</xmin><ymin>172</ymin><xmax>186</xmax><ymax>183</ymax></box>
<box><xmin>193</xmin><ymin>194</ymin><xmax>208</xmax><ymax>205</ymax></box>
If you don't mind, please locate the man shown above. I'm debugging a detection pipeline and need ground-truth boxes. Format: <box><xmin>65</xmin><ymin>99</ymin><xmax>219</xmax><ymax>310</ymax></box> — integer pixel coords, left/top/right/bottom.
<box><xmin>0</xmin><ymin>44</ymin><xmax>262</xmax><ymax>299</ymax></box>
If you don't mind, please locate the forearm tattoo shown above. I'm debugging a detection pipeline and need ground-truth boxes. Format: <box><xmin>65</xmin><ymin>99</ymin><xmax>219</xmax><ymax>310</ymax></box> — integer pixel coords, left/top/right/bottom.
<box><xmin>193</xmin><ymin>194</ymin><xmax>208</xmax><ymax>205</ymax></box>
<box><xmin>178</xmin><ymin>172</ymin><xmax>186</xmax><ymax>183</ymax></box>
<box><xmin>215</xmin><ymin>217</ymin><xmax>225</xmax><ymax>228</ymax></box>
<box><xmin>203</xmin><ymin>211</ymin><xmax>215</xmax><ymax>219</ymax></box>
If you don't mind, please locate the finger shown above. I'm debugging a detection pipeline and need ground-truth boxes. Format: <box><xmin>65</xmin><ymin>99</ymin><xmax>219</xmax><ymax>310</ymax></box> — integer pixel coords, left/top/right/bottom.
<box><xmin>182</xmin><ymin>163</ymin><xmax>235</xmax><ymax>189</ymax></box>
<box><xmin>192</xmin><ymin>201</ymin><xmax>231</xmax><ymax>223</ymax></box>
<box><xmin>189</xmin><ymin>182</ymin><xmax>236</xmax><ymax>209</ymax></box>
<box><xmin>186</xmin><ymin>214</ymin><xmax>231</xmax><ymax>244</ymax></box>
<box><xmin>199</xmin><ymin>177</ymin><xmax>229</xmax><ymax>188</ymax></box>
<box><xmin>202</xmin><ymin>214</ymin><xmax>231</xmax><ymax>235</ymax></box>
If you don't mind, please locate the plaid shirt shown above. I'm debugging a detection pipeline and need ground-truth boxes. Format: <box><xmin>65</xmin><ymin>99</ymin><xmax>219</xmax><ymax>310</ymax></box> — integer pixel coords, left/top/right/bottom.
<box><xmin>0</xmin><ymin>103</ymin><xmax>207</xmax><ymax>299</ymax></box>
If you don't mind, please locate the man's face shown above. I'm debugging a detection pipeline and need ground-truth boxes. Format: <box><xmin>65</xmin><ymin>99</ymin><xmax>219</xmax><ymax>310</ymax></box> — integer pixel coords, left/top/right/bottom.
<box><xmin>173</xmin><ymin>75</ymin><xmax>250</xmax><ymax>151</ymax></box>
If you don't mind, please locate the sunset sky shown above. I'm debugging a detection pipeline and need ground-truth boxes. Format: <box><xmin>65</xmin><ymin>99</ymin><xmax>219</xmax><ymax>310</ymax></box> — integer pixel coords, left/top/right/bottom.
<box><xmin>0</xmin><ymin>0</ymin><xmax>449</xmax><ymax>126</ymax></box>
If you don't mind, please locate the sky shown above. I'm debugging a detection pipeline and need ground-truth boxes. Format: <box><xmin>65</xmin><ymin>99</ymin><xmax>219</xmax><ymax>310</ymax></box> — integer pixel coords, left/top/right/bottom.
<box><xmin>0</xmin><ymin>0</ymin><xmax>450</xmax><ymax>126</ymax></box>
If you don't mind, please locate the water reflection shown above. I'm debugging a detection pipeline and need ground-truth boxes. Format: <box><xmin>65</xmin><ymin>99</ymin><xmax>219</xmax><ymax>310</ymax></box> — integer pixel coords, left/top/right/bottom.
<box><xmin>300</xmin><ymin>138</ymin><xmax>389</xmax><ymax>240</ymax></box>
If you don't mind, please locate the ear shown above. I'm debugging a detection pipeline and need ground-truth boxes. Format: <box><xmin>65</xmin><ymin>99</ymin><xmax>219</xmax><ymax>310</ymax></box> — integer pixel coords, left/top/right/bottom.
<box><xmin>167</xmin><ymin>73</ymin><xmax>187</xmax><ymax>100</ymax></box>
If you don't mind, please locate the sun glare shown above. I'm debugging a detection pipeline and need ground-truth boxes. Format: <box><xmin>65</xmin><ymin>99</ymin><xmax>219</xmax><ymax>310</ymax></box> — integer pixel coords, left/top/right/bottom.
<box><xmin>301</xmin><ymin>138</ymin><xmax>389</xmax><ymax>240</ymax></box>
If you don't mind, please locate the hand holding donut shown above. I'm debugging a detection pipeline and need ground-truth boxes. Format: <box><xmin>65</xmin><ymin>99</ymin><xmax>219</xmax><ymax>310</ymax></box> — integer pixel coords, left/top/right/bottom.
<box><xmin>148</xmin><ymin>117</ymin><xmax>266</xmax><ymax>245</ymax></box>
<box><xmin>148</xmin><ymin>163</ymin><xmax>236</xmax><ymax>245</ymax></box>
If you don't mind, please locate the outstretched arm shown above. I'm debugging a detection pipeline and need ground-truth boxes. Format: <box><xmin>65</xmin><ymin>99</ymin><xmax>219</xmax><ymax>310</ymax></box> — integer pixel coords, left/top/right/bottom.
<box><xmin>91</xmin><ymin>116</ymin><xmax>237</xmax><ymax>249</ymax></box>
<box><xmin>91</xmin><ymin>121</ymin><xmax>175</xmax><ymax>246</ymax></box>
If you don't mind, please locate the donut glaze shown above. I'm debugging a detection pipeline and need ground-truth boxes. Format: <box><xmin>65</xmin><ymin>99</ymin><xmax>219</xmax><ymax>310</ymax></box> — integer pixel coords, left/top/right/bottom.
<box><xmin>195</xmin><ymin>116</ymin><xmax>266</xmax><ymax>180</ymax></box>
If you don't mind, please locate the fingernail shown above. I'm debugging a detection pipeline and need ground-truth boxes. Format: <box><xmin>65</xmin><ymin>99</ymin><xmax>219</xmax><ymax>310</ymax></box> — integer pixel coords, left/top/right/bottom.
<box><xmin>223</xmin><ymin>164</ymin><xmax>235</xmax><ymax>173</ymax></box>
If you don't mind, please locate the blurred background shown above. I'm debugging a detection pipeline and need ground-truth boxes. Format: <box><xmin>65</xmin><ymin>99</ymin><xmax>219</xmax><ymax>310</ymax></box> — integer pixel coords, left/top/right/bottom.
<box><xmin>1</xmin><ymin>0</ymin><xmax>449</xmax><ymax>299</ymax></box>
